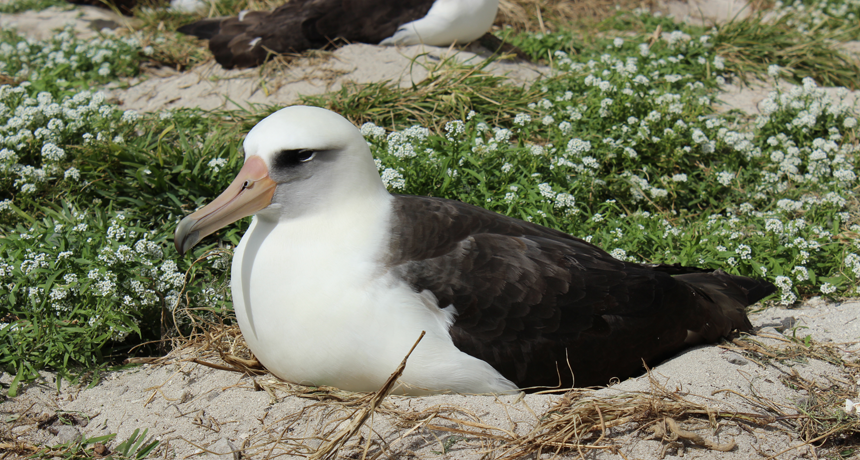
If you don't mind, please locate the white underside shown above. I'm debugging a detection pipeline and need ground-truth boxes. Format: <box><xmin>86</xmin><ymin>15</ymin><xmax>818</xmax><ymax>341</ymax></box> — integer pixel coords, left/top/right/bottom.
<box><xmin>379</xmin><ymin>0</ymin><xmax>499</xmax><ymax>46</ymax></box>
<box><xmin>231</xmin><ymin>195</ymin><xmax>516</xmax><ymax>395</ymax></box>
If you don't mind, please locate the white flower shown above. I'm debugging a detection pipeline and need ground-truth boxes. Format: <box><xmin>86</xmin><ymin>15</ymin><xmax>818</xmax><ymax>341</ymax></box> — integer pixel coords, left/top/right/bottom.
<box><xmin>64</xmin><ymin>167</ymin><xmax>80</xmax><ymax>181</ymax></box>
<box><xmin>649</xmin><ymin>188</ymin><xmax>668</xmax><ymax>198</ymax></box>
<box><xmin>775</xmin><ymin>275</ymin><xmax>792</xmax><ymax>290</ymax></box>
<box><xmin>774</xmin><ymin>275</ymin><xmax>796</xmax><ymax>305</ymax></box>
<box><xmin>558</xmin><ymin>121</ymin><xmax>572</xmax><ymax>134</ymax></box>
<box><xmin>381</xmin><ymin>168</ymin><xmax>405</xmax><ymax>190</ymax></box>
<box><xmin>845</xmin><ymin>253</ymin><xmax>860</xmax><ymax>277</ymax></box>
<box><xmin>633</xmin><ymin>75</ymin><xmax>649</xmax><ymax>85</ymax></box>
<box><xmin>527</xmin><ymin>144</ymin><xmax>545</xmax><ymax>156</ymax></box>
<box><xmin>513</xmin><ymin>113</ymin><xmax>531</xmax><ymax>126</ymax></box>
<box><xmin>716</xmin><ymin>171</ymin><xmax>734</xmax><ymax>187</ymax></box>
<box><xmin>582</xmin><ymin>156</ymin><xmax>599</xmax><ymax>169</ymax></box>
<box><xmin>493</xmin><ymin>128</ymin><xmax>513</xmax><ymax>143</ymax></box>
<box><xmin>537</xmin><ymin>183</ymin><xmax>555</xmax><ymax>199</ymax></box>
<box><xmin>610</xmin><ymin>248</ymin><xmax>627</xmax><ymax>260</ymax></box>
<box><xmin>777</xmin><ymin>199</ymin><xmax>802</xmax><ymax>212</ymax></box>
<box><xmin>566</xmin><ymin>138</ymin><xmax>591</xmax><ymax>156</ymax></box>
<box><xmin>208</xmin><ymin>157</ymin><xmax>228</xmax><ymax>173</ymax></box>
<box><xmin>41</xmin><ymin>143</ymin><xmax>66</xmax><ymax>162</ymax></box>
<box><xmin>821</xmin><ymin>283</ymin><xmax>836</xmax><ymax>294</ymax></box>
<box><xmin>765</xmin><ymin>219</ymin><xmax>783</xmax><ymax>234</ymax></box>
<box><xmin>555</xmin><ymin>193</ymin><xmax>576</xmax><ymax>209</ymax></box>
<box><xmin>444</xmin><ymin>120</ymin><xmax>465</xmax><ymax>141</ymax></box>
<box><xmin>767</xmin><ymin>65</ymin><xmax>781</xmax><ymax>77</ymax></box>
<box><xmin>121</xmin><ymin>110</ymin><xmax>139</xmax><ymax>123</ymax></box>
<box><xmin>792</xmin><ymin>266</ymin><xmax>809</xmax><ymax>282</ymax></box>
<box><xmin>691</xmin><ymin>129</ymin><xmax>709</xmax><ymax>144</ymax></box>
<box><xmin>672</xmin><ymin>173</ymin><xmax>687</xmax><ymax>182</ymax></box>
<box><xmin>134</xmin><ymin>239</ymin><xmax>163</xmax><ymax>259</ymax></box>
<box><xmin>360</xmin><ymin>122</ymin><xmax>385</xmax><ymax>139</ymax></box>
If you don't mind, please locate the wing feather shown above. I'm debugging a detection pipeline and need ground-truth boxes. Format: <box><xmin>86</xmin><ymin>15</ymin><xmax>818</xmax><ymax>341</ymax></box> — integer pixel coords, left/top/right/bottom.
<box><xmin>387</xmin><ymin>195</ymin><xmax>774</xmax><ymax>388</ymax></box>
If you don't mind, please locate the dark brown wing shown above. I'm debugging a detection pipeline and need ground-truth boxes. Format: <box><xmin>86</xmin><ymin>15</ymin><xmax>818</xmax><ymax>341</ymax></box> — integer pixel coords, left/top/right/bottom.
<box><xmin>177</xmin><ymin>0</ymin><xmax>434</xmax><ymax>68</ymax></box>
<box><xmin>387</xmin><ymin>195</ymin><xmax>775</xmax><ymax>389</ymax></box>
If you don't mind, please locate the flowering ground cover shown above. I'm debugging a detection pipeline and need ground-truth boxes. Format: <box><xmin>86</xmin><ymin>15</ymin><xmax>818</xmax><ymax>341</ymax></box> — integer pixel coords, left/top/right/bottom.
<box><xmin>0</xmin><ymin>0</ymin><xmax>858</xmax><ymax>406</ymax></box>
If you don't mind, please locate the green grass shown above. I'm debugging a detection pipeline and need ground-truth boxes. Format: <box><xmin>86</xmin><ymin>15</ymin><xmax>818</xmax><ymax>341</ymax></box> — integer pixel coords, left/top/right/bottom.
<box><xmin>0</xmin><ymin>0</ymin><xmax>859</xmax><ymax>402</ymax></box>
<box><xmin>0</xmin><ymin>27</ymin><xmax>144</xmax><ymax>94</ymax></box>
<box><xmin>503</xmin><ymin>9</ymin><xmax>860</xmax><ymax>89</ymax></box>
<box><xmin>714</xmin><ymin>11</ymin><xmax>860</xmax><ymax>89</ymax></box>
<box><xmin>774</xmin><ymin>0</ymin><xmax>860</xmax><ymax>41</ymax></box>
<box><xmin>29</xmin><ymin>427</ymin><xmax>159</xmax><ymax>459</ymax></box>
<box><xmin>0</xmin><ymin>0</ymin><xmax>65</xmax><ymax>13</ymax></box>
<box><xmin>301</xmin><ymin>56</ymin><xmax>543</xmax><ymax>130</ymax></box>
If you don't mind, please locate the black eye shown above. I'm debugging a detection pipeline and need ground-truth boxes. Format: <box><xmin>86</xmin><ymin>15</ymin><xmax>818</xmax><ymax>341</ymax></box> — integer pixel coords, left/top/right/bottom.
<box><xmin>273</xmin><ymin>149</ymin><xmax>316</xmax><ymax>169</ymax></box>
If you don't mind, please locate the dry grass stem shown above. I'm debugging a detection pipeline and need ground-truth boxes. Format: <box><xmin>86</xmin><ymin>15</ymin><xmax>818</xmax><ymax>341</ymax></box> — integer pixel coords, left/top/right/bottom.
<box><xmin>496</xmin><ymin>0</ymin><xmax>643</xmax><ymax>32</ymax></box>
<box><xmin>302</xmin><ymin>55</ymin><xmax>543</xmax><ymax>130</ymax></box>
<box><xmin>308</xmin><ymin>331</ymin><xmax>426</xmax><ymax>460</ymax></box>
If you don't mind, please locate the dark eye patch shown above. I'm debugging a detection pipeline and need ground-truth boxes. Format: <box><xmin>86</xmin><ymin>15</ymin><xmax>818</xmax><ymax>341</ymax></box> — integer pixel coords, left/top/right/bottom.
<box><xmin>273</xmin><ymin>149</ymin><xmax>316</xmax><ymax>169</ymax></box>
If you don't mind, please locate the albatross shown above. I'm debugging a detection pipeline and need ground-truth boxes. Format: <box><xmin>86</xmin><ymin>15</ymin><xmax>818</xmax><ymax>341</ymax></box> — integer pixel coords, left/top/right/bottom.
<box><xmin>177</xmin><ymin>0</ymin><xmax>499</xmax><ymax>69</ymax></box>
<box><xmin>174</xmin><ymin>106</ymin><xmax>776</xmax><ymax>395</ymax></box>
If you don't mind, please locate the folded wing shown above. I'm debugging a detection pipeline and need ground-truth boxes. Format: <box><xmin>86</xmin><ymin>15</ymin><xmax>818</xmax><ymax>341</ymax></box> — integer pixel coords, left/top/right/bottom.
<box><xmin>178</xmin><ymin>0</ymin><xmax>434</xmax><ymax>68</ymax></box>
<box><xmin>387</xmin><ymin>195</ymin><xmax>775</xmax><ymax>388</ymax></box>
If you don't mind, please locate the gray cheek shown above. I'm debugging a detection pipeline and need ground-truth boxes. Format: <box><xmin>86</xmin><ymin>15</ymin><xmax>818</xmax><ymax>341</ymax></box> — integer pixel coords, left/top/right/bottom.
<box><xmin>269</xmin><ymin>163</ymin><xmax>315</xmax><ymax>184</ymax></box>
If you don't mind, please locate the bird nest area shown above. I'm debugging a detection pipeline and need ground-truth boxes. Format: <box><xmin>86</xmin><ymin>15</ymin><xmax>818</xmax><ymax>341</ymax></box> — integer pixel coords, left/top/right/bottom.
<box><xmin>93</xmin><ymin>311</ymin><xmax>860</xmax><ymax>460</ymax></box>
<box><xmin>129</xmin><ymin>0</ymin><xmax>645</xmax><ymax>71</ymax></box>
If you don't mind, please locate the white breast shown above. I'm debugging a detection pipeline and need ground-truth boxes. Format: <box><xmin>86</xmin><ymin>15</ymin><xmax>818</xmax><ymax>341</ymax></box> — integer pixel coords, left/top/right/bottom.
<box><xmin>379</xmin><ymin>0</ymin><xmax>500</xmax><ymax>47</ymax></box>
<box><xmin>230</xmin><ymin>199</ymin><xmax>516</xmax><ymax>395</ymax></box>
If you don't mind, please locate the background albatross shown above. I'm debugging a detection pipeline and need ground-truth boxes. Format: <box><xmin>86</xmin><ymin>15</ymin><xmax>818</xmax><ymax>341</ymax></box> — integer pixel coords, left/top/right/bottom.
<box><xmin>177</xmin><ymin>0</ymin><xmax>499</xmax><ymax>69</ymax></box>
<box><xmin>174</xmin><ymin>106</ymin><xmax>776</xmax><ymax>395</ymax></box>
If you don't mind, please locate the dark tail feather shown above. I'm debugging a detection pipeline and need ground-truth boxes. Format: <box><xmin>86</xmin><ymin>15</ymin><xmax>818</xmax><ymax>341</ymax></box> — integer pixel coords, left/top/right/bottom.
<box><xmin>675</xmin><ymin>270</ymin><xmax>776</xmax><ymax>341</ymax></box>
<box><xmin>718</xmin><ymin>270</ymin><xmax>778</xmax><ymax>305</ymax></box>
<box><xmin>178</xmin><ymin>19</ymin><xmax>225</xmax><ymax>40</ymax></box>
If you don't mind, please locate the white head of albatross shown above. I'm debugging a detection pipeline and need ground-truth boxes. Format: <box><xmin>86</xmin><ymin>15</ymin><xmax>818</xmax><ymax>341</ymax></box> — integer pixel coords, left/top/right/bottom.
<box><xmin>175</xmin><ymin>106</ymin><xmax>775</xmax><ymax>395</ymax></box>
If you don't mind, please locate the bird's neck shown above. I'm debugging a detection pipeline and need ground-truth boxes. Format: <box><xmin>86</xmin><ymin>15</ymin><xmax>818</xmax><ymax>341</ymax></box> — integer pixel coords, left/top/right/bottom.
<box><xmin>256</xmin><ymin>185</ymin><xmax>393</xmax><ymax>247</ymax></box>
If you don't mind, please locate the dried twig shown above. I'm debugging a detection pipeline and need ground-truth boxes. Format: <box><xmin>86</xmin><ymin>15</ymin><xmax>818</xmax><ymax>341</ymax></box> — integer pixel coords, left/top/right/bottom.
<box><xmin>308</xmin><ymin>331</ymin><xmax>426</xmax><ymax>460</ymax></box>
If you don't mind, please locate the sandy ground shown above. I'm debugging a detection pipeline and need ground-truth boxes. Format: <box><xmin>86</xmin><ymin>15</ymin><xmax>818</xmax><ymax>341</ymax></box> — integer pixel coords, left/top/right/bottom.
<box><xmin>3</xmin><ymin>1</ymin><xmax>860</xmax><ymax>459</ymax></box>
<box><xmin>4</xmin><ymin>300</ymin><xmax>860</xmax><ymax>459</ymax></box>
<box><xmin>100</xmin><ymin>42</ymin><xmax>547</xmax><ymax>113</ymax></box>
